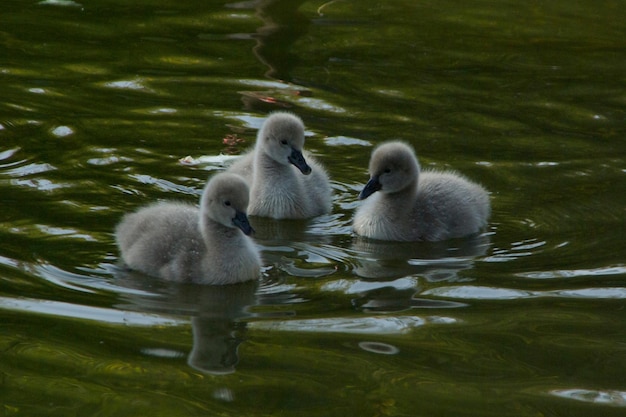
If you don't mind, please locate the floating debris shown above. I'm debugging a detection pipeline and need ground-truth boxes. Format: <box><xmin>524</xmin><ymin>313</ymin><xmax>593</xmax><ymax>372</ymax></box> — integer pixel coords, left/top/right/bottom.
<box><xmin>179</xmin><ymin>154</ymin><xmax>240</xmax><ymax>166</ymax></box>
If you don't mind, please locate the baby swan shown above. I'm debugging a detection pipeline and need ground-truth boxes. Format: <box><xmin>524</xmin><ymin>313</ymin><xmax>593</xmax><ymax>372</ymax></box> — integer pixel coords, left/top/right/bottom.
<box><xmin>353</xmin><ymin>141</ymin><xmax>490</xmax><ymax>242</ymax></box>
<box><xmin>227</xmin><ymin>112</ymin><xmax>331</xmax><ymax>219</ymax></box>
<box><xmin>115</xmin><ymin>173</ymin><xmax>261</xmax><ymax>285</ymax></box>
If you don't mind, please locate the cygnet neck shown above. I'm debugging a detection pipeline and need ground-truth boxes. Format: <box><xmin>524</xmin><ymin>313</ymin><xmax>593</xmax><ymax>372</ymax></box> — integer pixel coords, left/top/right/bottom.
<box><xmin>199</xmin><ymin>216</ymin><xmax>239</xmax><ymax>247</ymax></box>
<box><xmin>383</xmin><ymin>177</ymin><xmax>418</xmax><ymax>202</ymax></box>
<box><xmin>254</xmin><ymin>149</ymin><xmax>298</xmax><ymax>180</ymax></box>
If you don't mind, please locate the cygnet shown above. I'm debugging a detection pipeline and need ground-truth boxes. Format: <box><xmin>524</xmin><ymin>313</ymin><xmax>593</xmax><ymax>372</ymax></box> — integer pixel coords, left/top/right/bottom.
<box><xmin>115</xmin><ymin>173</ymin><xmax>261</xmax><ymax>284</ymax></box>
<box><xmin>227</xmin><ymin>112</ymin><xmax>331</xmax><ymax>219</ymax></box>
<box><xmin>353</xmin><ymin>141</ymin><xmax>490</xmax><ymax>241</ymax></box>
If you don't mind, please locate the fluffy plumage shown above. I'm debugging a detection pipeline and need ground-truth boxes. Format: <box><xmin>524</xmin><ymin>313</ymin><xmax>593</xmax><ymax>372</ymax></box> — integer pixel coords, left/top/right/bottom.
<box><xmin>115</xmin><ymin>173</ymin><xmax>261</xmax><ymax>284</ymax></box>
<box><xmin>353</xmin><ymin>141</ymin><xmax>490</xmax><ymax>241</ymax></box>
<box><xmin>227</xmin><ymin>112</ymin><xmax>331</xmax><ymax>219</ymax></box>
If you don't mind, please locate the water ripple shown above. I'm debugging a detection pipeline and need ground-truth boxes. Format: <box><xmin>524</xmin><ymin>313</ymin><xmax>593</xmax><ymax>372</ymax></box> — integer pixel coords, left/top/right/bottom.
<box><xmin>129</xmin><ymin>173</ymin><xmax>199</xmax><ymax>196</ymax></box>
<box><xmin>424</xmin><ymin>285</ymin><xmax>626</xmax><ymax>300</ymax></box>
<box><xmin>5</xmin><ymin>162</ymin><xmax>56</xmax><ymax>177</ymax></box>
<box><xmin>250</xmin><ymin>315</ymin><xmax>456</xmax><ymax>335</ymax></box>
<box><xmin>0</xmin><ymin>296</ymin><xmax>184</xmax><ymax>326</ymax></box>
<box><xmin>517</xmin><ymin>265</ymin><xmax>626</xmax><ymax>279</ymax></box>
<box><xmin>551</xmin><ymin>388</ymin><xmax>626</xmax><ymax>407</ymax></box>
<box><xmin>0</xmin><ymin>147</ymin><xmax>21</xmax><ymax>164</ymax></box>
<box><xmin>101</xmin><ymin>78</ymin><xmax>155</xmax><ymax>93</ymax></box>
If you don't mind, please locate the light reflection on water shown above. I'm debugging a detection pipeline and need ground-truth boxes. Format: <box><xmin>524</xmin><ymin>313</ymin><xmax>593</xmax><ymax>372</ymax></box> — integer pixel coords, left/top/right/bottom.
<box><xmin>249</xmin><ymin>315</ymin><xmax>457</xmax><ymax>334</ymax></box>
<box><xmin>0</xmin><ymin>296</ymin><xmax>185</xmax><ymax>327</ymax></box>
<box><xmin>551</xmin><ymin>389</ymin><xmax>626</xmax><ymax>407</ymax></box>
<box><xmin>518</xmin><ymin>265</ymin><xmax>626</xmax><ymax>280</ymax></box>
<box><xmin>424</xmin><ymin>285</ymin><xmax>626</xmax><ymax>300</ymax></box>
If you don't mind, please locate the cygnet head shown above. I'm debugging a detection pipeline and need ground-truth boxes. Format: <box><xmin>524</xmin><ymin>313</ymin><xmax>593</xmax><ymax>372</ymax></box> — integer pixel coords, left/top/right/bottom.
<box><xmin>201</xmin><ymin>173</ymin><xmax>254</xmax><ymax>235</ymax></box>
<box><xmin>257</xmin><ymin>112</ymin><xmax>312</xmax><ymax>175</ymax></box>
<box><xmin>359</xmin><ymin>141</ymin><xmax>420</xmax><ymax>200</ymax></box>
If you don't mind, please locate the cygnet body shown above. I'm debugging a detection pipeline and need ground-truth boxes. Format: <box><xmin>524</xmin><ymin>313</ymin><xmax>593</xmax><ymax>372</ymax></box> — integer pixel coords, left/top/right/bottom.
<box><xmin>353</xmin><ymin>141</ymin><xmax>490</xmax><ymax>242</ymax></box>
<box><xmin>227</xmin><ymin>112</ymin><xmax>331</xmax><ymax>219</ymax></box>
<box><xmin>115</xmin><ymin>173</ymin><xmax>261</xmax><ymax>284</ymax></box>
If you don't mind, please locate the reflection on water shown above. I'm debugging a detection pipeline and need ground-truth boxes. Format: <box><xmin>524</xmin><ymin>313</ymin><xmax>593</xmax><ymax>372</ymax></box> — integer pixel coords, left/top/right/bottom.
<box><xmin>424</xmin><ymin>285</ymin><xmax>626</xmax><ymax>300</ymax></box>
<box><xmin>228</xmin><ymin>0</ymin><xmax>316</xmax><ymax>112</ymax></box>
<box><xmin>250</xmin><ymin>314</ymin><xmax>457</xmax><ymax>335</ymax></box>
<box><xmin>350</xmin><ymin>232</ymin><xmax>491</xmax><ymax>280</ymax></box>
<box><xmin>188</xmin><ymin>316</ymin><xmax>246</xmax><ymax>375</ymax></box>
<box><xmin>114</xmin><ymin>271</ymin><xmax>260</xmax><ymax>375</ymax></box>
<box><xmin>551</xmin><ymin>389</ymin><xmax>626</xmax><ymax>407</ymax></box>
<box><xmin>0</xmin><ymin>295</ymin><xmax>185</xmax><ymax>327</ymax></box>
<box><xmin>230</xmin><ymin>0</ymin><xmax>309</xmax><ymax>81</ymax></box>
<box><xmin>313</xmin><ymin>233</ymin><xmax>491</xmax><ymax>312</ymax></box>
<box><xmin>248</xmin><ymin>214</ymin><xmax>345</xmax><ymax>278</ymax></box>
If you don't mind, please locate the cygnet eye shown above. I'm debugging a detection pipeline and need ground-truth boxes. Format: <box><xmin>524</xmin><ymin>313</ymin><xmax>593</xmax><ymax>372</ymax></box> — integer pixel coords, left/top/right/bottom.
<box><xmin>383</xmin><ymin>168</ymin><xmax>392</xmax><ymax>174</ymax></box>
<box><xmin>224</xmin><ymin>200</ymin><xmax>231</xmax><ymax>207</ymax></box>
<box><xmin>280</xmin><ymin>139</ymin><xmax>288</xmax><ymax>145</ymax></box>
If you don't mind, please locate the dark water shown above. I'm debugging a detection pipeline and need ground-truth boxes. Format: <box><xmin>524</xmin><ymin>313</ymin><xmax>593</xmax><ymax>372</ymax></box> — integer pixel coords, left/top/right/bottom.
<box><xmin>1</xmin><ymin>0</ymin><xmax>625</xmax><ymax>415</ymax></box>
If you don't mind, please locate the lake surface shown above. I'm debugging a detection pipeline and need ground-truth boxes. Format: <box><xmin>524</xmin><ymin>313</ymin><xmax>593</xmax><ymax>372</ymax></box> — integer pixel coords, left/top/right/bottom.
<box><xmin>1</xmin><ymin>0</ymin><xmax>625</xmax><ymax>415</ymax></box>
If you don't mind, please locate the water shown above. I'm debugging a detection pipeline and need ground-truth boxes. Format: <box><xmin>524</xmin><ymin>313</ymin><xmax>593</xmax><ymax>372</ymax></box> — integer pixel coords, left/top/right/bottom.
<box><xmin>1</xmin><ymin>0</ymin><xmax>625</xmax><ymax>415</ymax></box>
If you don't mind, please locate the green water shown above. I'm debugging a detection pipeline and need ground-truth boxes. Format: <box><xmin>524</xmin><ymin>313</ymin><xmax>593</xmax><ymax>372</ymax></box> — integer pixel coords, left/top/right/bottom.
<box><xmin>1</xmin><ymin>0</ymin><xmax>625</xmax><ymax>416</ymax></box>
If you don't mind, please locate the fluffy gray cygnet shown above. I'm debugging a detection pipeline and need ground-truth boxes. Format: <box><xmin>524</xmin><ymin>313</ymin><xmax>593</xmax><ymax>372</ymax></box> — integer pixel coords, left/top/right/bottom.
<box><xmin>227</xmin><ymin>112</ymin><xmax>331</xmax><ymax>219</ymax></box>
<box><xmin>353</xmin><ymin>141</ymin><xmax>490</xmax><ymax>242</ymax></box>
<box><xmin>115</xmin><ymin>173</ymin><xmax>261</xmax><ymax>284</ymax></box>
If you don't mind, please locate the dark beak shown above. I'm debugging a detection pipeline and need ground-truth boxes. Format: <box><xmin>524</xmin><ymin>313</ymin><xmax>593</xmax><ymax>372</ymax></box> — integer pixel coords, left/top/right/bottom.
<box><xmin>359</xmin><ymin>176</ymin><xmax>381</xmax><ymax>200</ymax></box>
<box><xmin>288</xmin><ymin>148</ymin><xmax>312</xmax><ymax>175</ymax></box>
<box><xmin>232</xmin><ymin>210</ymin><xmax>255</xmax><ymax>235</ymax></box>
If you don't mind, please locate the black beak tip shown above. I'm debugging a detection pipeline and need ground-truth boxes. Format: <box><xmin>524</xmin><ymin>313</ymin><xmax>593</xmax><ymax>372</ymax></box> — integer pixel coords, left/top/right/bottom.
<box><xmin>233</xmin><ymin>211</ymin><xmax>254</xmax><ymax>235</ymax></box>
<box><xmin>359</xmin><ymin>177</ymin><xmax>381</xmax><ymax>200</ymax></box>
<box><xmin>289</xmin><ymin>148</ymin><xmax>312</xmax><ymax>175</ymax></box>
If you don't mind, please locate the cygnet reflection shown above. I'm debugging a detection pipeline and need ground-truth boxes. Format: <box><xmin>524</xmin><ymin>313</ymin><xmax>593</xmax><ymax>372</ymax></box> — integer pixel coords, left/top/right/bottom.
<box><xmin>113</xmin><ymin>269</ymin><xmax>258</xmax><ymax>375</ymax></box>
<box><xmin>335</xmin><ymin>233</ymin><xmax>492</xmax><ymax>313</ymax></box>
<box><xmin>351</xmin><ymin>233</ymin><xmax>491</xmax><ymax>281</ymax></box>
<box><xmin>187</xmin><ymin>316</ymin><xmax>246</xmax><ymax>375</ymax></box>
<box><xmin>250</xmin><ymin>215</ymin><xmax>338</xmax><ymax>279</ymax></box>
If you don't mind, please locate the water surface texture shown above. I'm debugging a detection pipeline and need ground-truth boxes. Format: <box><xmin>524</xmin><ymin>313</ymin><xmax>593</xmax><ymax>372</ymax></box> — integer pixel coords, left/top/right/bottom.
<box><xmin>1</xmin><ymin>0</ymin><xmax>625</xmax><ymax>416</ymax></box>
